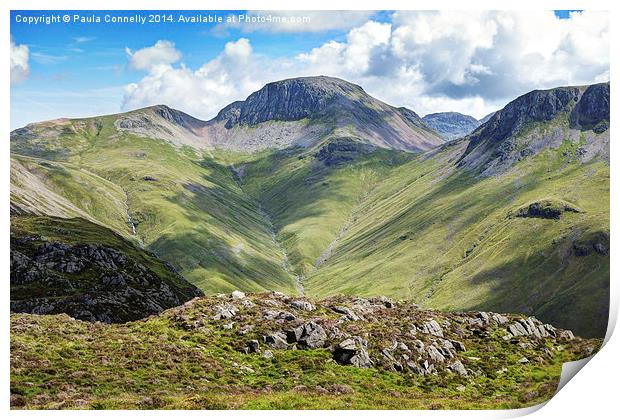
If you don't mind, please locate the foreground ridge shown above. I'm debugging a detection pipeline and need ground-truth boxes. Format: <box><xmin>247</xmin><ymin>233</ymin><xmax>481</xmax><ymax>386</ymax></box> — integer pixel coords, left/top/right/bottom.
<box><xmin>11</xmin><ymin>291</ymin><xmax>599</xmax><ymax>409</ymax></box>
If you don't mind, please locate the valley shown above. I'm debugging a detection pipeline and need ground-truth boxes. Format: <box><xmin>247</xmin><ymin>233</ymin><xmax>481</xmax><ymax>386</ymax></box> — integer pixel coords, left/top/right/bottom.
<box><xmin>10</xmin><ymin>77</ymin><xmax>610</xmax><ymax>340</ymax></box>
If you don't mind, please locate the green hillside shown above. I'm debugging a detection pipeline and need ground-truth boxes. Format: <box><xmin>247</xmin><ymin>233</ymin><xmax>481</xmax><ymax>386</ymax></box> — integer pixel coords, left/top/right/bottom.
<box><xmin>10</xmin><ymin>81</ymin><xmax>610</xmax><ymax>337</ymax></box>
<box><xmin>11</xmin><ymin>113</ymin><xmax>297</xmax><ymax>295</ymax></box>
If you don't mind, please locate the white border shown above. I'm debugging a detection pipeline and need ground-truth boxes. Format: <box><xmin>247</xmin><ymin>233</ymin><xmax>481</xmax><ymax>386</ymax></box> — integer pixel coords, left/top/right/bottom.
<box><xmin>2</xmin><ymin>1</ymin><xmax>617</xmax><ymax>419</ymax></box>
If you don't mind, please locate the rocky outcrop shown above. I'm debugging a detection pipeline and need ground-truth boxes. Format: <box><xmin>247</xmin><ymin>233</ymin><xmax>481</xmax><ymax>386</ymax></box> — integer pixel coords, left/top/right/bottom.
<box><xmin>167</xmin><ymin>291</ymin><xmax>595</xmax><ymax>379</ymax></box>
<box><xmin>10</xmin><ymin>216</ymin><xmax>203</xmax><ymax>323</ymax></box>
<box><xmin>573</xmin><ymin>231</ymin><xmax>610</xmax><ymax>257</ymax></box>
<box><xmin>572</xmin><ymin>83</ymin><xmax>610</xmax><ymax>132</ymax></box>
<box><xmin>314</xmin><ymin>138</ymin><xmax>376</xmax><ymax>166</ymax></box>
<box><xmin>511</xmin><ymin>199</ymin><xmax>582</xmax><ymax>220</ymax></box>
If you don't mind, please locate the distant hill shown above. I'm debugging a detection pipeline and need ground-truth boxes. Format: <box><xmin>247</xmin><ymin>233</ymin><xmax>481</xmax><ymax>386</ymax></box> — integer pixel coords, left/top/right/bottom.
<box><xmin>422</xmin><ymin>112</ymin><xmax>480</xmax><ymax>141</ymax></box>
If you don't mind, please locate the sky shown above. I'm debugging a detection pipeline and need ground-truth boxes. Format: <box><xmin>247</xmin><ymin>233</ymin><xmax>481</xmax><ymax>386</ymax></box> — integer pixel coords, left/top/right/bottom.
<box><xmin>10</xmin><ymin>10</ymin><xmax>609</xmax><ymax>129</ymax></box>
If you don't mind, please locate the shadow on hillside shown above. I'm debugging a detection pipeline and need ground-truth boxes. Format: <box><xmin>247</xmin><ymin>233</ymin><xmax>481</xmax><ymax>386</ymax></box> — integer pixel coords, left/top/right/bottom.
<box><xmin>436</xmin><ymin>236</ymin><xmax>609</xmax><ymax>339</ymax></box>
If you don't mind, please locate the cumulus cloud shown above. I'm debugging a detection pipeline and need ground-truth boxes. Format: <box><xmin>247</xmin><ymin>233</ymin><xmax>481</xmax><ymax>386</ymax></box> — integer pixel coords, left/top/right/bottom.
<box><xmin>122</xmin><ymin>11</ymin><xmax>609</xmax><ymax>120</ymax></box>
<box><xmin>126</xmin><ymin>40</ymin><xmax>182</xmax><ymax>70</ymax></box>
<box><xmin>122</xmin><ymin>38</ymin><xmax>285</xmax><ymax>117</ymax></box>
<box><xmin>10</xmin><ymin>37</ymin><xmax>30</xmax><ymax>84</ymax></box>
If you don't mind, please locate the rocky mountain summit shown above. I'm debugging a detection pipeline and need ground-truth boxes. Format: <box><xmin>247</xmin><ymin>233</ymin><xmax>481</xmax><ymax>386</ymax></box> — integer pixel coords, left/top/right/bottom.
<box><xmin>458</xmin><ymin>82</ymin><xmax>610</xmax><ymax>175</ymax></box>
<box><xmin>11</xmin><ymin>290</ymin><xmax>599</xmax><ymax>409</ymax></box>
<box><xmin>10</xmin><ymin>216</ymin><xmax>203</xmax><ymax>323</ymax></box>
<box><xmin>207</xmin><ymin>76</ymin><xmax>443</xmax><ymax>152</ymax></box>
<box><xmin>422</xmin><ymin>112</ymin><xmax>481</xmax><ymax>141</ymax></box>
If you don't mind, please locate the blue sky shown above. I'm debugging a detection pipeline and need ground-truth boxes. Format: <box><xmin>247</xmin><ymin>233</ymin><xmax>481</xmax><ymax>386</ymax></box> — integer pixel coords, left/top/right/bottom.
<box><xmin>10</xmin><ymin>10</ymin><xmax>606</xmax><ymax>129</ymax></box>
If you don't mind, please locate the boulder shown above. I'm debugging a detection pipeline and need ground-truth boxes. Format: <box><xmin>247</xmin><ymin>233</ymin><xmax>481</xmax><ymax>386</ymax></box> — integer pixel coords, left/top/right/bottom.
<box><xmin>290</xmin><ymin>300</ymin><xmax>314</xmax><ymax>311</ymax></box>
<box><xmin>420</xmin><ymin>319</ymin><xmax>444</xmax><ymax>337</ymax></box>
<box><xmin>297</xmin><ymin>321</ymin><xmax>327</xmax><ymax>349</ymax></box>
<box><xmin>449</xmin><ymin>360</ymin><xmax>468</xmax><ymax>376</ymax></box>
<box><xmin>333</xmin><ymin>337</ymin><xmax>372</xmax><ymax>368</ymax></box>
<box><xmin>264</xmin><ymin>332</ymin><xmax>288</xmax><ymax>349</ymax></box>
<box><xmin>332</xmin><ymin>306</ymin><xmax>361</xmax><ymax>321</ymax></box>
<box><xmin>213</xmin><ymin>304</ymin><xmax>238</xmax><ymax>320</ymax></box>
<box><xmin>231</xmin><ymin>290</ymin><xmax>246</xmax><ymax>300</ymax></box>
<box><xmin>246</xmin><ymin>340</ymin><xmax>260</xmax><ymax>353</ymax></box>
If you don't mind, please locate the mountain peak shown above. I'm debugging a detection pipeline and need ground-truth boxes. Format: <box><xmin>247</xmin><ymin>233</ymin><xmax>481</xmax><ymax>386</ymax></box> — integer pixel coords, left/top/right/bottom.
<box><xmin>458</xmin><ymin>82</ymin><xmax>610</xmax><ymax>175</ymax></box>
<box><xmin>422</xmin><ymin>112</ymin><xmax>480</xmax><ymax>141</ymax></box>
<box><xmin>213</xmin><ymin>75</ymin><xmax>366</xmax><ymax>127</ymax></box>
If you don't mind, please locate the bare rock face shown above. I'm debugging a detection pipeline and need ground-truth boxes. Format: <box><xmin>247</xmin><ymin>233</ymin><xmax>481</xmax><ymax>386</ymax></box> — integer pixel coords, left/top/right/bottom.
<box><xmin>210</xmin><ymin>76</ymin><xmax>443</xmax><ymax>152</ymax></box>
<box><xmin>215</xmin><ymin>77</ymin><xmax>356</xmax><ymax>126</ymax></box>
<box><xmin>572</xmin><ymin>83</ymin><xmax>610</xmax><ymax>132</ymax></box>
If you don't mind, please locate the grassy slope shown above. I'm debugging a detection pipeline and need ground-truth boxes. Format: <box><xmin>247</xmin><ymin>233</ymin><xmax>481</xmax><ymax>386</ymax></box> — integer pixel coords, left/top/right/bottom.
<box><xmin>236</xmin><ymin>147</ymin><xmax>412</xmax><ymax>277</ymax></box>
<box><xmin>11</xmin><ymin>116</ymin><xmax>296</xmax><ymax>295</ymax></box>
<box><xmin>11</xmin><ymin>156</ymin><xmax>131</xmax><ymax>237</ymax></box>
<box><xmin>302</xmin><ymin>137</ymin><xmax>609</xmax><ymax>337</ymax></box>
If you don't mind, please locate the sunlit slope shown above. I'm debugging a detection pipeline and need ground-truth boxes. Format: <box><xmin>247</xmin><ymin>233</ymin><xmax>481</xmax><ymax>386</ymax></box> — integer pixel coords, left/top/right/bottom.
<box><xmin>11</xmin><ymin>155</ymin><xmax>131</xmax><ymax>237</ymax></box>
<box><xmin>303</xmin><ymin>138</ymin><xmax>609</xmax><ymax>337</ymax></box>
<box><xmin>11</xmin><ymin>115</ymin><xmax>297</xmax><ymax>294</ymax></box>
<box><xmin>237</xmin><ymin>143</ymin><xmax>412</xmax><ymax>277</ymax></box>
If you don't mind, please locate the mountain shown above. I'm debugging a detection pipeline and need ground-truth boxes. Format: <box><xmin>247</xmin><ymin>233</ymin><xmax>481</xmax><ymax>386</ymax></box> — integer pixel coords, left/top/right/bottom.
<box><xmin>9</xmin><ymin>79</ymin><xmax>609</xmax><ymax>338</ymax></box>
<box><xmin>458</xmin><ymin>82</ymin><xmax>610</xmax><ymax>175</ymax></box>
<box><xmin>206</xmin><ymin>76</ymin><xmax>443</xmax><ymax>152</ymax></box>
<box><xmin>10</xmin><ymin>215</ymin><xmax>203</xmax><ymax>323</ymax></box>
<box><xmin>422</xmin><ymin>112</ymin><xmax>480</xmax><ymax>141</ymax></box>
<box><xmin>107</xmin><ymin>76</ymin><xmax>443</xmax><ymax>153</ymax></box>
<box><xmin>10</xmin><ymin>290</ymin><xmax>599</xmax><ymax>409</ymax></box>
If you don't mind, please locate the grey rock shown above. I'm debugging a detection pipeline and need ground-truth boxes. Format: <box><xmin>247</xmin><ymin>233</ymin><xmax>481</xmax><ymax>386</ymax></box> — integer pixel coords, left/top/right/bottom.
<box><xmin>264</xmin><ymin>332</ymin><xmax>288</xmax><ymax>349</ymax></box>
<box><xmin>290</xmin><ymin>300</ymin><xmax>314</xmax><ymax>311</ymax></box>
<box><xmin>449</xmin><ymin>360</ymin><xmax>468</xmax><ymax>377</ymax></box>
<box><xmin>420</xmin><ymin>319</ymin><xmax>444</xmax><ymax>337</ymax></box>
<box><xmin>247</xmin><ymin>340</ymin><xmax>260</xmax><ymax>353</ymax></box>
<box><xmin>213</xmin><ymin>304</ymin><xmax>238</xmax><ymax>320</ymax></box>
<box><xmin>297</xmin><ymin>321</ymin><xmax>327</xmax><ymax>349</ymax></box>
<box><xmin>333</xmin><ymin>336</ymin><xmax>372</xmax><ymax>368</ymax></box>
<box><xmin>332</xmin><ymin>306</ymin><xmax>360</xmax><ymax>321</ymax></box>
<box><xmin>427</xmin><ymin>345</ymin><xmax>446</xmax><ymax>363</ymax></box>
<box><xmin>231</xmin><ymin>290</ymin><xmax>246</xmax><ymax>299</ymax></box>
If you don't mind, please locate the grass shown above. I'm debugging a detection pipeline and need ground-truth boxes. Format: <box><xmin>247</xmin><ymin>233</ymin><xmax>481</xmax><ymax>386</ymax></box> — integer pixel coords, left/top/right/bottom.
<box><xmin>10</xmin><ymin>293</ymin><xmax>600</xmax><ymax>410</ymax></box>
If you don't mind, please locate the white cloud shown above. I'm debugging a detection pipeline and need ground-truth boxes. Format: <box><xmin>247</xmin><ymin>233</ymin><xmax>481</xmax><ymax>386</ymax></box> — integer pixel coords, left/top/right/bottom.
<box><xmin>126</xmin><ymin>40</ymin><xmax>182</xmax><ymax>71</ymax></box>
<box><xmin>122</xmin><ymin>38</ymin><xmax>282</xmax><ymax>118</ymax></box>
<box><xmin>10</xmin><ymin>37</ymin><xmax>30</xmax><ymax>84</ymax></box>
<box><xmin>122</xmin><ymin>11</ymin><xmax>609</xmax><ymax>120</ymax></box>
<box><xmin>74</xmin><ymin>36</ymin><xmax>95</xmax><ymax>43</ymax></box>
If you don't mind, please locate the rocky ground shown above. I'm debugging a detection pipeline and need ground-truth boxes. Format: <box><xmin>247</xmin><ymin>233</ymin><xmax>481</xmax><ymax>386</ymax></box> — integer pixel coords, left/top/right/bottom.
<box><xmin>10</xmin><ymin>216</ymin><xmax>203</xmax><ymax>323</ymax></box>
<box><xmin>11</xmin><ymin>291</ymin><xmax>599</xmax><ymax>409</ymax></box>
